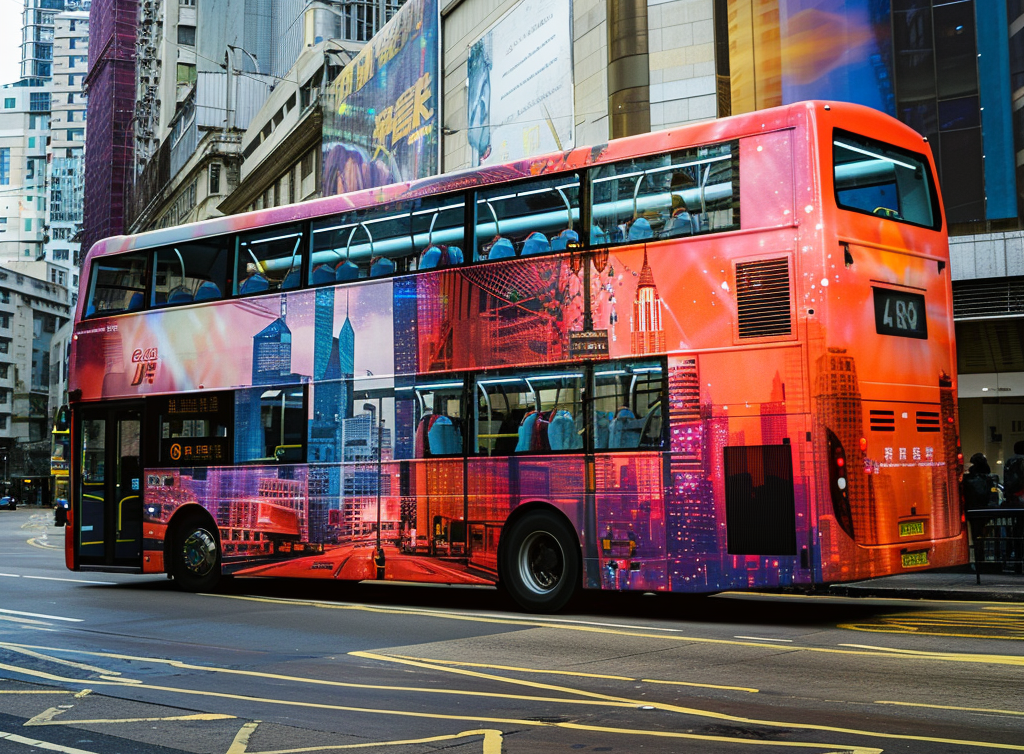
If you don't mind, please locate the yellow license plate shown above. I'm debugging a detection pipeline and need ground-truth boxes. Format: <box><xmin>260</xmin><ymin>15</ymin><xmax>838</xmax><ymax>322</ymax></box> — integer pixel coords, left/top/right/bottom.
<box><xmin>899</xmin><ymin>520</ymin><xmax>925</xmax><ymax>537</ymax></box>
<box><xmin>901</xmin><ymin>550</ymin><xmax>929</xmax><ymax>568</ymax></box>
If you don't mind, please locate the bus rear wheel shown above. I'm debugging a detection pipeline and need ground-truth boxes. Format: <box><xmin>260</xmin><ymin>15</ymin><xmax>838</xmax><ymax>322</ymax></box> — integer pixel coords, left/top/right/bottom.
<box><xmin>171</xmin><ymin>515</ymin><xmax>222</xmax><ymax>592</ymax></box>
<box><xmin>500</xmin><ymin>509</ymin><xmax>579</xmax><ymax>613</ymax></box>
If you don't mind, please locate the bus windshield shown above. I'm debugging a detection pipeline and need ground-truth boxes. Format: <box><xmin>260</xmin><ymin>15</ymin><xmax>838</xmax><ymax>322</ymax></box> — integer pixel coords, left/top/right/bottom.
<box><xmin>833</xmin><ymin>129</ymin><xmax>939</xmax><ymax>230</ymax></box>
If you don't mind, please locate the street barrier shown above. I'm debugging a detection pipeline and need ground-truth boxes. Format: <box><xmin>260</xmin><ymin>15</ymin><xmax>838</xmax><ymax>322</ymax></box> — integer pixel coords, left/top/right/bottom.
<box><xmin>966</xmin><ymin>508</ymin><xmax>1024</xmax><ymax>584</ymax></box>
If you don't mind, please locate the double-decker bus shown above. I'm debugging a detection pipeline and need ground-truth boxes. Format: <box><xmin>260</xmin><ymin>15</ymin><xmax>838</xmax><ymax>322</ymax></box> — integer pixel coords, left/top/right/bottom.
<box><xmin>63</xmin><ymin>101</ymin><xmax>965</xmax><ymax>611</ymax></box>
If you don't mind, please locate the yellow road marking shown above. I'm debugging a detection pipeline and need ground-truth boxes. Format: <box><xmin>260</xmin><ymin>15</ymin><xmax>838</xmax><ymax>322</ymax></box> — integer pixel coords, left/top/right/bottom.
<box><xmin>838</xmin><ymin>609</ymin><xmax>1024</xmax><ymax>641</ymax></box>
<box><xmin>25</xmin><ymin>706</ymin><xmax>234</xmax><ymax>726</ymax></box>
<box><xmin>201</xmin><ymin>594</ymin><xmax>1024</xmax><ymax>667</ymax></box>
<box><xmin>26</xmin><ymin>538</ymin><xmax>59</xmax><ymax>551</ymax></box>
<box><xmin>2</xmin><ymin>645</ymin><xmax>121</xmax><ymax>676</ymax></box>
<box><xmin>73</xmin><ymin>690</ymin><xmax>91</xmax><ymax>699</ymax></box>
<box><xmin>384</xmin><ymin>654</ymin><xmax>758</xmax><ymax>693</ymax></box>
<box><xmin>0</xmin><ymin>644</ymin><xmax>638</xmax><ymax>711</ymax></box>
<box><xmin>2</xmin><ymin>660</ymin><xmax>1019</xmax><ymax>751</ymax></box>
<box><xmin>875</xmin><ymin>701</ymin><xmax>1024</xmax><ymax>717</ymax></box>
<box><xmin>229</xmin><ymin>721</ymin><xmax>505</xmax><ymax>754</ymax></box>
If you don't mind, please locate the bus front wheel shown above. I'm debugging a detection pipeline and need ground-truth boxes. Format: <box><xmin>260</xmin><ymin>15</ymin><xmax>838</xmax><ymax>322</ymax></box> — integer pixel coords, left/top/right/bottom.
<box><xmin>500</xmin><ymin>509</ymin><xmax>579</xmax><ymax>613</ymax></box>
<box><xmin>170</xmin><ymin>516</ymin><xmax>222</xmax><ymax>592</ymax></box>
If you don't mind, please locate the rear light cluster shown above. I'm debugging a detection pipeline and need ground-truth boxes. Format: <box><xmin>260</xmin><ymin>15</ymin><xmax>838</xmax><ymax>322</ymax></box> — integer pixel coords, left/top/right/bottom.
<box><xmin>826</xmin><ymin>428</ymin><xmax>855</xmax><ymax>539</ymax></box>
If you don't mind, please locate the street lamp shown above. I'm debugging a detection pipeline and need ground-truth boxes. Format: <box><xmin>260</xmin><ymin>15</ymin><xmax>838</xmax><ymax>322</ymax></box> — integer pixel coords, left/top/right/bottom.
<box><xmin>221</xmin><ymin>45</ymin><xmax>261</xmax><ymax>137</ymax></box>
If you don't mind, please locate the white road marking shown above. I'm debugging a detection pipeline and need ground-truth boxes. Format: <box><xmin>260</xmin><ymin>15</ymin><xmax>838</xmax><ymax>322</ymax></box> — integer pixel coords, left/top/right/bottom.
<box><xmin>0</xmin><ymin>574</ymin><xmax>115</xmax><ymax>585</ymax></box>
<box><xmin>0</xmin><ymin>731</ymin><xmax>100</xmax><ymax>754</ymax></box>
<box><xmin>0</xmin><ymin>609</ymin><xmax>82</xmax><ymax>623</ymax></box>
<box><xmin>734</xmin><ymin>636</ymin><xmax>794</xmax><ymax>643</ymax></box>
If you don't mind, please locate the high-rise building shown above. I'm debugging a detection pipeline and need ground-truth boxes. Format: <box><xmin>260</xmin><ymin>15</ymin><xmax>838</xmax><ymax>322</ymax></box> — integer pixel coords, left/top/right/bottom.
<box><xmin>44</xmin><ymin>4</ymin><xmax>89</xmax><ymax>307</ymax></box>
<box><xmin>80</xmin><ymin>0</ymin><xmax>136</xmax><ymax>255</ymax></box>
<box><xmin>0</xmin><ymin>85</ymin><xmax>51</xmax><ymax>267</ymax></box>
<box><xmin>20</xmin><ymin>0</ymin><xmax>68</xmax><ymax>81</ymax></box>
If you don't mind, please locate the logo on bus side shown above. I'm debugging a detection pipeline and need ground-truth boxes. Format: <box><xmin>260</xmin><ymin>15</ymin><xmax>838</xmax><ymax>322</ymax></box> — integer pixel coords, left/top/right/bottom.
<box><xmin>131</xmin><ymin>347</ymin><xmax>159</xmax><ymax>386</ymax></box>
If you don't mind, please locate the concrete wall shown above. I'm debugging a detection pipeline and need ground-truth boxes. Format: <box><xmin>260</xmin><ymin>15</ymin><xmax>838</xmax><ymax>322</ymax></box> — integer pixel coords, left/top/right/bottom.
<box><xmin>949</xmin><ymin>230</ymin><xmax>1024</xmax><ymax>282</ymax></box>
<box><xmin>648</xmin><ymin>0</ymin><xmax>717</xmax><ymax>130</ymax></box>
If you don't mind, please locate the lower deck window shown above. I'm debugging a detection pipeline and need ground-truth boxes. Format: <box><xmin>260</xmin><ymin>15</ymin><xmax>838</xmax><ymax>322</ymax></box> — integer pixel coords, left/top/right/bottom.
<box><xmin>234</xmin><ymin>386</ymin><xmax>306</xmax><ymax>463</ymax></box>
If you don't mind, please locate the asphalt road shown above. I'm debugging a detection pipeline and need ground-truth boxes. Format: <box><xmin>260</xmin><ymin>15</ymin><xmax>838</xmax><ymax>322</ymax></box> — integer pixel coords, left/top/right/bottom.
<box><xmin>0</xmin><ymin>507</ymin><xmax>1021</xmax><ymax>754</ymax></box>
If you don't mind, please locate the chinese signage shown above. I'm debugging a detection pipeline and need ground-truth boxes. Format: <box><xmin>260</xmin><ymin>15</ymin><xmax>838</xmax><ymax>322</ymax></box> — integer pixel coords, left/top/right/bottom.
<box><xmin>322</xmin><ymin>0</ymin><xmax>440</xmax><ymax>196</ymax></box>
<box><xmin>569</xmin><ymin>330</ymin><xmax>609</xmax><ymax>359</ymax></box>
<box><xmin>467</xmin><ymin>0</ymin><xmax>574</xmax><ymax>166</ymax></box>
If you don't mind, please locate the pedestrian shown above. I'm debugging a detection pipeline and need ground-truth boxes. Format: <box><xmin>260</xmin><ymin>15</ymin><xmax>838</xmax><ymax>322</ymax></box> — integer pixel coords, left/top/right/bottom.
<box><xmin>962</xmin><ymin>453</ymin><xmax>994</xmax><ymax>510</ymax></box>
<box><xmin>1002</xmin><ymin>441</ymin><xmax>1024</xmax><ymax>506</ymax></box>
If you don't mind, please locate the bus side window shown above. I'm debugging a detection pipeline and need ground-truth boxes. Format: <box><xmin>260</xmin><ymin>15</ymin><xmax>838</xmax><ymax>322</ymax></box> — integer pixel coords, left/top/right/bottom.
<box><xmin>236</xmin><ymin>224</ymin><xmax>305</xmax><ymax>295</ymax></box>
<box><xmin>475</xmin><ymin>371</ymin><xmax>583</xmax><ymax>455</ymax></box>
<box><xmin>474</xmin><ymin>175</ymin><xmax>581</xmax><ymax>262</ymax></box>
<box><xmin>412</xmin><ymin>194</ymin><xmax>466</xmax><ymax>270</ymax></box>
<box><xmin>234</xmin><ymin>386</ymin><xmax>306</xmax><ymax>463</ymax></box>
<box><xmin>309</xmin><ymin>202</ymin><xmax>415</xmax><ymax>282</ymax></box>
<box><xmin>592</xmin><ymin>361</ymin><xmax>664</xmax><ymax>450</ymax></box>
<box><xmin>85</xmin><ymin>252</ymin><xmax>148</xmax><ymax>317</ymax></box>
<box><xmin>589</xmin><ymin>143</ymin><xmax>737</xmax><ymax>246</ymax></box>
<box><xmin>402</xmin><ymin>378</ymin><xmax>465</xmax><ymax>458</ymax></box>
<box><xmin>151</xmin><ymin>239</ymin><xmax>230</xmax><ymax>307</ymax></box>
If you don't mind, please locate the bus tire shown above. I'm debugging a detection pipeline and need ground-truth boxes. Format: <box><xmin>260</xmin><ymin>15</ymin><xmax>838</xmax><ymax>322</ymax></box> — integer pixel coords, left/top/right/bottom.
<box><xmin>500</xmin><ymin>509</ymin><xmax>579</xmax><ymax>613</ymax></box>
<box><xmin>170</xmin><ymin>515</ymin><xmax>222</xmax><ymax>592</ymax></box>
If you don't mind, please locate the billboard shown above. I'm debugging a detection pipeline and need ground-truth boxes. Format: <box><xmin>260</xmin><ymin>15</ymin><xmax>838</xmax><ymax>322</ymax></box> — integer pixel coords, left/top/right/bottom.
<box><xmin>467</xmin><ymin>0</ymin><xmax>574</xmax><ymax>166</ymax></box>
<box><xmin>778</xmin><ymin>0</ymin><xmax>894</xmax><ymax>116</ymax></box>
<box><xmin>321</xmin><ymin>0</ymin><xmax>440</xmax><ymax>196</ymax></box>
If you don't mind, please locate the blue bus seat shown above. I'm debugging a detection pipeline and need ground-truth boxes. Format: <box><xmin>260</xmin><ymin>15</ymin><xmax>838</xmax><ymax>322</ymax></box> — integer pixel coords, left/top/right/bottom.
<box><xmin>282</xmin><ymin>268</ymin><xmax>301</xmax><ymax>289</ymax></box>
<box><xmin>167</xmin><ymin>287</ymin><xmax>193</xmax><ymax>305</ymax></box>
<box><xmin>370</xmin><ymin>256</ymin><xmax>395</xmax><ymax>277</ymax></box>
<box><xmin>516</xmin><ymin>411</ymin><xmax>538</xmax><ymax>452</ymax></box>
<box><xmin>427</xmin><ymin>415</ymin><xmax>462</xmax><ymax>455</ymax></box>
<box><xmin>311</xmin><ymin>264</ymin><xmax>335</xmax><ymax>285</ymax></box>
<box><xmin>551</xmin><ymin>229</ymin><xmax>580</xmax><ymax>251</ymax></box>
<box><xmin>628</xmin><ymin>217</ymin><xmax>653</xmax><ymax>241</ymax></box>
<box><xmin>336</xmin><ymin>260</ymin><xmax>360</xmax><ymax>281</ymax></box>
<box><xmin>548</xmin><ymin>410</ymin><xmax>582</xmax><ymax>450</ymax></box>
<box><xmin>419</xmin><ymin>245</ymin><xmax>444</xmax><ymax>269</ymax></box>
<box><xmin>488</xmin><ymin>237</ymin><xmax>515</xmax><ymax>259</ymax></box>
<box><xmin>127</xmin><ymin>292</ymin><xmax>144</xmax><ymax>311</ymax></box>
<box><xmin>590</xmin><ymin>225</ymin><xmax>610</xmax><ymax>246</ymax></box>
<box><xmin>448</xmin><ymin>245</ymin><xmax>464</xmax><ymax>264</ymax></box>
<box><xmin>194</xmin><ymin>281</ymin><xmax>221</xmax><ymax>301</ymax></box>
<box><xmin>521</xmin><ymin>231</ymin><xmax>551</xmax><ymax>256</ymax></box>
<box><xmin>609</xmin><ymin>408</ymin><xmax>642</xmax><ymax>449</ymax></box>
<box><xmin>239</xmin><ymin>274</ymin><xmax>269</xmax><ymax>294</ymax></box>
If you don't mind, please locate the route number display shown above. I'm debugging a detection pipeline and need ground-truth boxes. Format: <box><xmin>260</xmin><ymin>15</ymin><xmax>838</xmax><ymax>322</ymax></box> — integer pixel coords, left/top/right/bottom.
<box><xmin>873</xmin><ymin>288</ymin><xmax>927</xmax><ymax>340</ymax></box>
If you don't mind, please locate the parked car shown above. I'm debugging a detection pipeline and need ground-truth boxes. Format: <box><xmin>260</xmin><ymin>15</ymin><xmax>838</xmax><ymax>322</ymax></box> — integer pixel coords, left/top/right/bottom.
<box><xmin>1</xmin><ymin>496</ymin><xmax>16</xmax><ymax>511</ymax></box>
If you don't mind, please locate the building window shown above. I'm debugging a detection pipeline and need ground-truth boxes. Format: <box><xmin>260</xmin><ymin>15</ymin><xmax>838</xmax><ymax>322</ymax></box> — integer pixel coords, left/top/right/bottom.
<box><xmin>69</xmin><ymin>37</ymin><xmax>76</xmax><ymax>49</ymax></box>
<box><xmin>0</xmin><ymin>314</ymin><xmax>9</xmax><ymax>328</ymax></box>
<box><xmin>209</xmin><ymin>162</ymin><xmax>221</xmax><ymax>194</ymax></box>
<box><xmin>24</xmin><ymin>219</ymin><xmax>31</xmax><ymax>232</ymax></box>
<box><xmin>177</xmin><ymin>25</ymin><xmax>196</xmax><ymax>46</ymax></box>
<box><xmin>67</xmin><ymin>93</ymin><xmax>74</xmax><ymax>104</ymax></box>
<box><xmin>0</xmin><ymin>148</ymin><xmax>8</xmax><ymax>185</ymax></box>
<box><xmin>0</xmin><ymin>364</ymin><xmax>8</xmax><ymax>379</ymax></box>
<box><xmin>3</xmin><ymin>98</ymin><xmax>13</xmax><ymax>109</ymax></box>
<box><xmin>176</xmin><ymin>63</ymin><xmax>197</xmax><ymax>86</ymax></box>
<box><xmin>0</xmin><ymin>341</ymin><xmax>8</xmax><ymax>354</ymax></box>
<box><xmin>28</xmin><ymin>137</ymin><xmax>34</xmax><ymax>149</ymax></box>
<box><xmin>54</xmin><ymin>248</ymin><xmax>69</xmax><ymax>261</ymax></box>
<box><xmin>29</xmin><ymin>93</ymin><xmax>50</xmax><ymax>112</ymax></box>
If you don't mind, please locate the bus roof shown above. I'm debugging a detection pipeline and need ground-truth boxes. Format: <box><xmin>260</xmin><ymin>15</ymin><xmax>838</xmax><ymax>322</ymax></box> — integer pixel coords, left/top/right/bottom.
<box><xmin>84</xmin><ymin>100</ymin><xmax>931</xmax><ymax>266</ymax></box>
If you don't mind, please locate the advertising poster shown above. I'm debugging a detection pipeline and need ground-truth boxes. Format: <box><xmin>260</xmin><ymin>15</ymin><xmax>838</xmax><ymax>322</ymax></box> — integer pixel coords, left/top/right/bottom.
<box><xmin>467</xmin><ymin>0</ymin><xmax>574</xmax><ymax>166</ymax></box>
<box><xmin>778</xmin><ymin>0</ymin><xmax>895</xmax><ymax>116</ymax></box>
<box><xmin>321</xmin><ymin>0</ymin><xmax>440</xmax><ymax>196</ymax></box>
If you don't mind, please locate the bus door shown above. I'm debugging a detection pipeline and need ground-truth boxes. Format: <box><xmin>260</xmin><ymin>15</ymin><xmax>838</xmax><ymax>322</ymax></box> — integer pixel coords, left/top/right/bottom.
<box><xmin>75</xmin><ymin>403</ymin><xmax>144</xmax><ymax>569</ymax></box>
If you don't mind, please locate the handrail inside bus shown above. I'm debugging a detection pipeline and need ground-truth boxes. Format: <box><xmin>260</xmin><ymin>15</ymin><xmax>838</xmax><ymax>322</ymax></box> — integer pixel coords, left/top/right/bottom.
<box><xmin>293</xmin><ymin>182</ymin><xmax>734</xmax><ymax>272</ymax></box>
<box><xmin>834</xmin><ymin>160</ymin><xmax>896</xmax><ymax>186</ymax></box>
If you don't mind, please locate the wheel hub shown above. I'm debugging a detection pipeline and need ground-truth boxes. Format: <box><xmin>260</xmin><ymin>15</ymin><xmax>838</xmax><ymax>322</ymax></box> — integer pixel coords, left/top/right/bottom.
<box><xmin>518</xmin><ymin>531</ymin><xmax>564</xmax><ymax>594</ymax></box>
<box><xmin>181</xmin><ymin>529</ymin><xmax>217</xmax><ymax>576</ymax></box>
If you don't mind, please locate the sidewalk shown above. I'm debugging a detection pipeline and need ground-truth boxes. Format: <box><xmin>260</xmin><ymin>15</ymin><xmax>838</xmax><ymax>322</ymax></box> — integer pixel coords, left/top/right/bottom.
<box><xmin>829</xmin><ymin>566</ymin><xmax>1024</xmax><ymax>602</ymax></box>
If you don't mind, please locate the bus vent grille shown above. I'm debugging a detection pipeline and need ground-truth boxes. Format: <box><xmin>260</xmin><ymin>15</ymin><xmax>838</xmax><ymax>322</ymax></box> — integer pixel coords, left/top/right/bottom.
<box><xmin>916</xmin><ymin>411</ymin><xmax>941</xmax><ymax>433</ymax></box>
<box><xmin>953</xmin><ymin>276</ymin><xmax>1024</xmax><ymax>319</ymax></box>
<box><xmin>736</xmin><ymin>258</ymin><xmax>792</xmax><ymax>338</ymax></box>
<box><xmin>869</xmin><ymin>410</ymin><xmax>895</xmax><ymax>432</ymax></box>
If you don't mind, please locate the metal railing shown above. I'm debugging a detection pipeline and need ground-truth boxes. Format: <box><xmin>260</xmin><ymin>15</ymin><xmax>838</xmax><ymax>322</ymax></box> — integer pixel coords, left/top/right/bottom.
<box><xmin>966</xmin><ymin>508</ymin><xmax>1024</xmax><ymax>584</ymax></box>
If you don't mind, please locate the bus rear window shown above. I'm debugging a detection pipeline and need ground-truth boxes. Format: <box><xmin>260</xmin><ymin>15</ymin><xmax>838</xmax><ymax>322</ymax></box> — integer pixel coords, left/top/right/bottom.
<box><xmin>86</xmin><ymin>252</ymin><xmax>148</xmax><ymax>317</ymax></box>
<box><xmin>833</xmin><ymin>130</ymin><xmax>939</xmax><ymax>229</ymax></box>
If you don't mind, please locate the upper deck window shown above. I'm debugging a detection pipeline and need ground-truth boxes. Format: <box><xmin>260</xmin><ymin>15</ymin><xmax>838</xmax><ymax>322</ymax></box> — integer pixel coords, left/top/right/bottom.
<box><xmin>85</xmin><ymin>252</ymin><xmax>147</xmax><ymax>317</ymax></box>
<box><xmin>474</xmin><ymin>175</ymin><xmax>581</xmax><ymax>262</ymax></box>
<box><xmin>833</xmin><ymin>130</ymin><xmax>940</xmax><ymax>230</ymax></box>
<box><xmin>236</xmin><ymin>224</ymin><xmax>304</xmax><ymax>295</ymax></box>
<box><xmin>152</xmin><ymin>239</ymin><xmax>230</xmax><ymax>307</ymax></box>
<box><xmin>590</xmin><ymin>143</ymin><xmax>738</xmax><ymax>245</ymax></box>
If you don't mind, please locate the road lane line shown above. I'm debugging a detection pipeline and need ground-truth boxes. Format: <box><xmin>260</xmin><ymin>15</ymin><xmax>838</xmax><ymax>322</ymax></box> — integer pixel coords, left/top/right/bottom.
<box><xmin>734</xmin><ymin>636</ymin><xmax>794</xmax><ymax>642</ymax></box>
<box><xmin>25</xmin><ymin>709</ymin><xmax>236</xmax><ymax>726</ymax></box>
<box><xmin>228</xmin><ymin>724</ymin><xmax>505</xmax><ymax>754</ymax></box>
<box><xmin>0</xmin><ymin>731</ymin><xmax>100</xmax><ymax>754</ymax></box>
<box><xmin>875</xmin><ymin>701</ymin><xmax>1024</xmax><ymax>717</ymax></box>
<box><xmin>26</xmin><ymin>539</ymin><xmax>60</xmax><ymax>551</ymax></box>
<box><xmin>384</xmin><ymin>654</ymin><xmax>758</xmax><ymax>693</ymax></box>
<box><xmin>0</xmin><ymin>616</ymin><xmax>53</xmax><ymax>627</ymax></box>
<box><xmin>2</xmin><ymin>645</ymin><xmax>121</xmax><ymax>675</ymax></box>
<box><xmin>21</xmin><ymin>576</ymin><xmax>116</xmax><ymax>585</ymax></box>
<box><xmin>202</xmin><ymin>594</ymin><xmax>1024</xmax><ymax>667</ymax></box>
<box><xmin>1</xmin><ymin>661</ymin><xmax>1019</xmax><ymax>751</ymax></box>
<box><xmin>0</xmin><ymin>610</ymin><xmax>82</xmax><ymax>623</ymax></box>
<box><xmin>0</xmin><ymin>691</ymin><xmax>70</xmax><ymax>694</ymax></box>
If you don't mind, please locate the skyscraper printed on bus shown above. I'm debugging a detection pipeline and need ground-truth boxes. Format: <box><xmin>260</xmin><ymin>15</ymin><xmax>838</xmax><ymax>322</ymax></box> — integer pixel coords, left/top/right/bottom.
<box><xmin>70</xmin><ymin>102</ymin><xmax>967</xmax><ymax>592</ymax></box>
